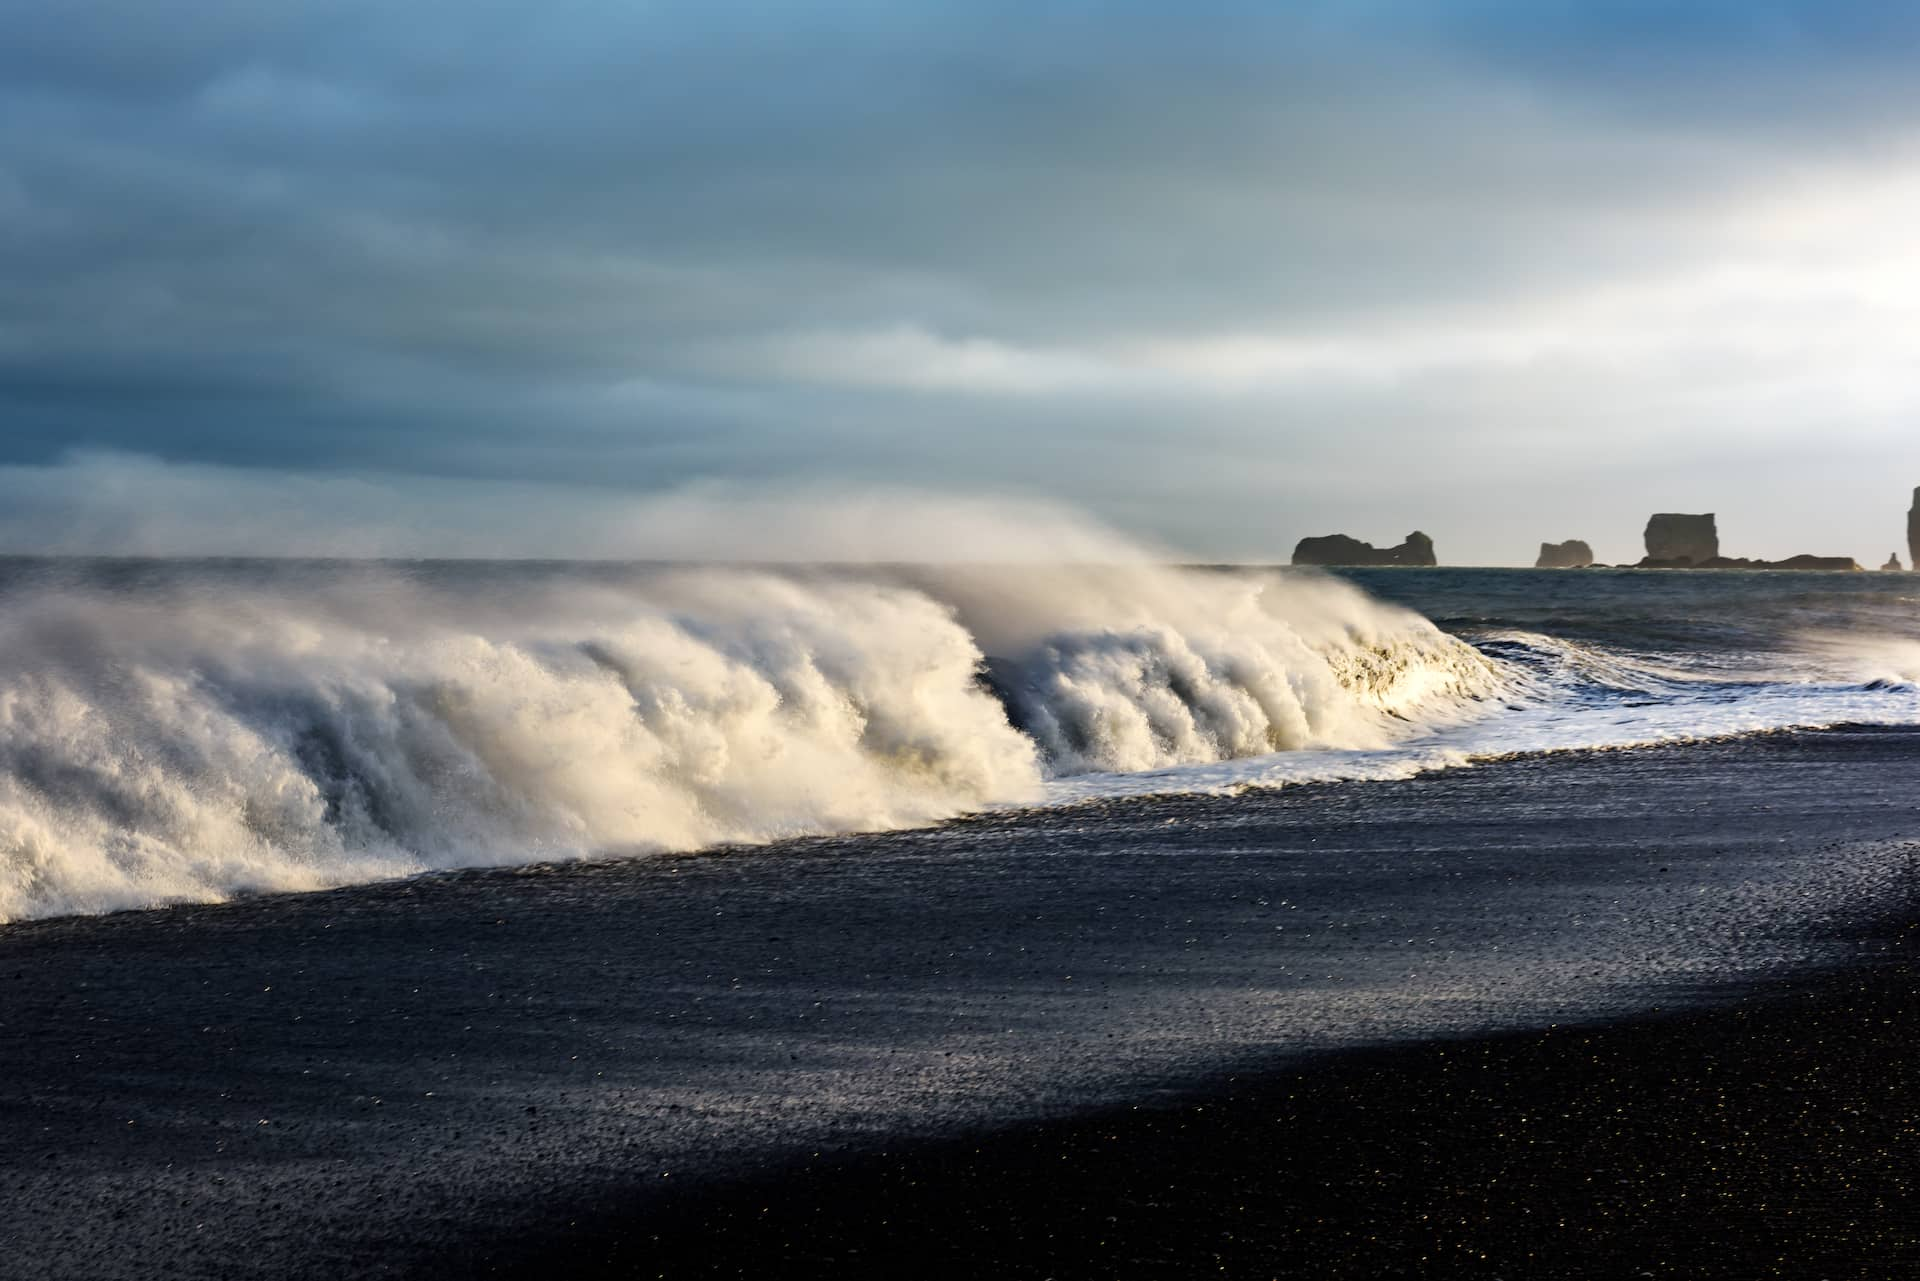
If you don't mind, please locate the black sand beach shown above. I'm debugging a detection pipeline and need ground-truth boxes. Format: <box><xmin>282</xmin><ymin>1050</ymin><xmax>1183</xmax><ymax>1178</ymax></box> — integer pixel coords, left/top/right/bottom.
<box><xmin>2</xmin><ymin>728</ymin><xmax>1916</xmax><ymax>1279</ymax></box>
<box><xmin>464</xmin><ymin>939</ymin><xmax>1917</xmax><ymax>1280</ymax></box>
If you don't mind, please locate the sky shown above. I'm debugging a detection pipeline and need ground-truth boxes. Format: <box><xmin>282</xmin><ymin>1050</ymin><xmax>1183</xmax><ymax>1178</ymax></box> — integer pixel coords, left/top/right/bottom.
<box><xmin>3</xmin><ymin>0</ymin><xmax>1920</xmax><ymax>564</ymax></box>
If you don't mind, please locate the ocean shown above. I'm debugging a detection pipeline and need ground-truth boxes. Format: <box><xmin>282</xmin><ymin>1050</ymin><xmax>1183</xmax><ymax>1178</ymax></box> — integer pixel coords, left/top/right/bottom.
<box><xmin>1</xmin><ymin>560</ymin><xmax>1915</xmax><ymax>1277</ymax></box>
<box><xmin>1</xmin><ymin>558</ymin><xmax>1915</xmax><ymax>923</ymax></box>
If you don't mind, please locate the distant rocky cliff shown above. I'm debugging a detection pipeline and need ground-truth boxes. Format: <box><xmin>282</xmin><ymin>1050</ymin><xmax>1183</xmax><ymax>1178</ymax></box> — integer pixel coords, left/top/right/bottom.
<box><xmin>1641</xmin><ymin>513</ymin><xmax>1719</xmax><ymax>567</ymax></box>
<box><xmin>1292</xmin><ymin>531</ymin><xmax>1437</xmax><ymax>567</ymax></box>
<box><xmin>1535</xmin><ymin>540</ymin><xmax>1594</xmax><ymax>569</ymax></box>
<box><xmin>1909</xmin><ymin>488</ymin><xmax>1918</xmax><ymax>572</ymax></box>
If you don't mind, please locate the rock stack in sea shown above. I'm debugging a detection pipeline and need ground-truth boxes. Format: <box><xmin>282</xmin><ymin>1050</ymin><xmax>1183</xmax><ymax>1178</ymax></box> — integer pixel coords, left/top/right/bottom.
<box><xmin>1908</xmin><ymin>488</ymin><xmax>1918</xmax><ymax>572</ymax></box>
<box><xmin>1291</xmin><ymin>531</ymin><xmax>1437</xmax><ymax>567</ymax></box>
<box><xmin>1535</xmin><ymin>540</ymin><xmax>1594</xmax><ymax>569</ymax></box>
<box><xmin>1640</xmin><ymin>513</ymin><xmax>1719</xmax><ymax>567</ymax></box>
<box><xmin>1635</xmin><ymin>513</ymin><xmax>1858</xmax><ymax>570</ymax></box>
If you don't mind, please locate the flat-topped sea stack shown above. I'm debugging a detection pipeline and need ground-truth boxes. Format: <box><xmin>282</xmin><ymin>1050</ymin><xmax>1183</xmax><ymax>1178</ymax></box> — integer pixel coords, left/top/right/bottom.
<box><xmin>1535</xmin><ymin>539</ymin><xmax>1594</xmax><ymax>569</ymax></box>
<box><xmin>1292</xmin><ymin>531</ymin><xmax>1437</xmax><ymax>567</ymax></box>
<box><xmin>1640</xmin><ymin>513</ymin><xmax>1719</xmax><ymax>567</ymax></box>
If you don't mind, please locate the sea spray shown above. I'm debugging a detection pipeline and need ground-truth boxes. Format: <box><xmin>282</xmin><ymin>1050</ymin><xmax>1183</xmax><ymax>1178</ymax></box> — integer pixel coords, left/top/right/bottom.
<box><xmin>920</xmin><ymin>564</ymin><xmax>1499</xmax><ymax>773</ymax></box>
<box><xmin>0</xmin><ymin>562</ymin><xmax>1497</xmax><ymax>921</ymax></box>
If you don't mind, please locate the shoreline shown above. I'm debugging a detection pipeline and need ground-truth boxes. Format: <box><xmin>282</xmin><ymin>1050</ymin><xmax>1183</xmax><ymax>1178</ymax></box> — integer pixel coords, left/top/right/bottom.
<box><xmin>0</xmin><ymin>719</ymin><xmax>1899</xmax><ymax>934</ymax></box>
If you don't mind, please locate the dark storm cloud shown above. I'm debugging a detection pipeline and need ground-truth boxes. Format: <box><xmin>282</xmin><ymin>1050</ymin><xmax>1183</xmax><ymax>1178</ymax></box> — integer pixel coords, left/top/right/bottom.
<box><xmin>3</xmin><ymin>1</ymin><xmax>1920</xmax><ymax>559</ymax></box>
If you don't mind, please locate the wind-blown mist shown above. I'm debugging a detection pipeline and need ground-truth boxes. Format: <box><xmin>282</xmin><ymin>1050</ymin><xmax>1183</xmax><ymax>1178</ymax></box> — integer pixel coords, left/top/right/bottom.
<box><xmin>0</xmin><ymin>451</ymin><xmax>1160</xmax><ymax>563</ymax></box>
<box><xmin>0</xmin><ymin>560</ymin><xmax>1499</xmax><ymax>922</ymax></box>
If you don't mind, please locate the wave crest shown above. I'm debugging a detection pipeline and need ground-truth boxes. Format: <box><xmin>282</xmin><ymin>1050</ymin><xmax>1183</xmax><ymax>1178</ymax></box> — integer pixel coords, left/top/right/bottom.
<box><xmin>0</xmin><ymin>563</ymin><xmax>1497</xmax><ymax>921</ymax></box>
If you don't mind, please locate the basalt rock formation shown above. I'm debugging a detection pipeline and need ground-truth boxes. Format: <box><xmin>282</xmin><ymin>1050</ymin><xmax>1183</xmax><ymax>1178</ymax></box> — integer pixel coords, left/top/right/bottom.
<box><xmin>1535</xmin><ymin>540</ymin><xmax>1594</xmax><ymax>569</ymax></box>
<box><xmin>1690</xmin><ymin>555</ymin><xmax>1862</xmax><ymax>572</ymax></box>
<box><xmin>1640</xmin><ymin>513</ymin><xmax>1719</xmax><ymax>567</ymax></box>
<box><xmin>1883</xmin><ymin>554</ymin><xmax>1904</xmax><ymax>572</ymax></box>
<box><xmin>1636</xmin><ymin>513</ymin><xmax>1857</xmax><ymax>569</ymax></box>
<box><xmin>1292</xmin><ymin>531</ymin><xmax>1437</xmax><ymax>567</ymax></box>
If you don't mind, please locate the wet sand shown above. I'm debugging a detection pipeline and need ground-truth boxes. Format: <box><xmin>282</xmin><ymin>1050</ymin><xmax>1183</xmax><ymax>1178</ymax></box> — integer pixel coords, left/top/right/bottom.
<box><xmin>1</xmin><ymin>728</ymin><xmax>1916</xmax><ymax>1278</ymax></box>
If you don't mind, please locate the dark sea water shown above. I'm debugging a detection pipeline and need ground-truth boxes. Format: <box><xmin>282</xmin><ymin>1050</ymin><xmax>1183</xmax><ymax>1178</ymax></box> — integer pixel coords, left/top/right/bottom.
<box><xmin>1341</xmin><ymin>563</ymin><xmax>1920</xmax><ymax>665</ymax></box>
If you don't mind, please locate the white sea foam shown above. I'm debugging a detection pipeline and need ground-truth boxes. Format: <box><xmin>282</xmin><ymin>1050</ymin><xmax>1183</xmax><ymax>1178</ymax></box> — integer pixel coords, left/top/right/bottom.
<box><xmin>1047</xmin><ymin>625</ymin><xmax>1920</xmax><ymax>804</ymax></box>
<box><xmin>0</xmin><ymin>564</ymin><xmax>1498</xmax><ymax>922</ymax></box>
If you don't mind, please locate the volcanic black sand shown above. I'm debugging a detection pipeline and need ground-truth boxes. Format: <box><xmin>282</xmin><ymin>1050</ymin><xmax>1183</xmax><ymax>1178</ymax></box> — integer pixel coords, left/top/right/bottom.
<box><xmin>461</xmin><ymin>941</ymin><xmax>1917</xmax><ymax>1280</ymax></box>
<box><xmin>2</xmin><ymin>729</ymin><xmax>1916</xmax><ymax>1279</ymax></box>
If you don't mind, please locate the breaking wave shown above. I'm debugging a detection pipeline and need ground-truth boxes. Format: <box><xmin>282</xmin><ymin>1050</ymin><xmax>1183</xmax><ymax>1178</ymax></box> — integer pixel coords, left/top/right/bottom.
<box><xmin>0</xmin><ymin>563</ymin><xmax>1500</xmax><ymax>921</ymax></box>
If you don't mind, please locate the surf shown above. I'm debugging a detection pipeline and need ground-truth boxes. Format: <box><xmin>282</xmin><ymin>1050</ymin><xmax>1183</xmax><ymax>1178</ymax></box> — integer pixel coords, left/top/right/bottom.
<box><xmin>0</xmin><ymin>561</ymin><xmax>1501</xmax><ymax>922</ymax></box>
